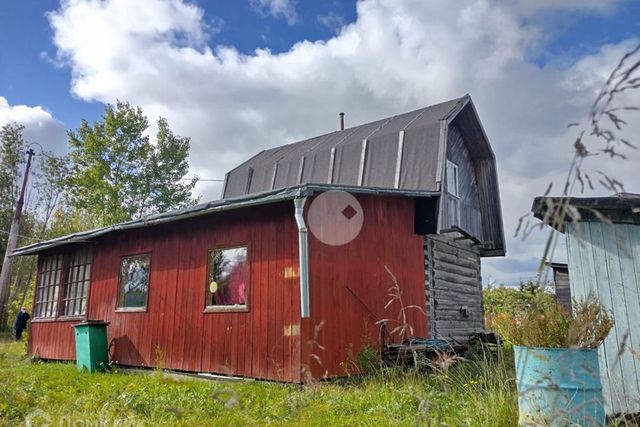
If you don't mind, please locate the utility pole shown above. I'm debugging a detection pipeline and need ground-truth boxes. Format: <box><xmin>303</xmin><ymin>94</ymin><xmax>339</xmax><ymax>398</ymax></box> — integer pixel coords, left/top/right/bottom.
<box><xmin>0</xmin><ymin>148</ymin><xmax>35</xmax><ymax>331</ymax></box>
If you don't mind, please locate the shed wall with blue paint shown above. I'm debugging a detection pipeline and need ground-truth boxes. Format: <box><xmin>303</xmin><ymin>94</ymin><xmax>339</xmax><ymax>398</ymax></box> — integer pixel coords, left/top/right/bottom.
<box><xmin>566</xmin><ymin>221</ymin><xmax>640</xmax><ymax>415</ymax></box>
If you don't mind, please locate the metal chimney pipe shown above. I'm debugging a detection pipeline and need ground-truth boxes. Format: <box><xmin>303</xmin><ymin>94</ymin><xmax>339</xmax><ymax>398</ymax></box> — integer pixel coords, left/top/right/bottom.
<box><xmin>339</xmin><ymin>112</ymin><xmax>345</xmax><ymax>131</ymax></box>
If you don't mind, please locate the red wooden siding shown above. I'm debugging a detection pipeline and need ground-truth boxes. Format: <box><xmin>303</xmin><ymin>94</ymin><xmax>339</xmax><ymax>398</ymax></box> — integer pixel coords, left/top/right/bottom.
<box><xmin>29</xmin><ymin>320</ymin><xmax>78</xmax><ymax>360</ymax></box>
<box><xmin>27</xmin><ymin>194</ymin><xmax>426</xmax><ymax>382</ymax></box>
<box><xmin>302</xmin><ymin>195</ymin><xmax>427</xmax><ymax>378</ymax></box>
<box><xmin>29</xmin><ymin>203</ymin><xmax>302</xmax><ymax>382</ymax></box>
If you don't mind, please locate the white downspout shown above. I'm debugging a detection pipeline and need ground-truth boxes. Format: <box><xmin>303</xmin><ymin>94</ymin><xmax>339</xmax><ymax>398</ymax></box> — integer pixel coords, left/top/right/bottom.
<box><xmin>294</xmin><ymin>197</ymin><xmax>310</xmax><ymax>318</ymax></box>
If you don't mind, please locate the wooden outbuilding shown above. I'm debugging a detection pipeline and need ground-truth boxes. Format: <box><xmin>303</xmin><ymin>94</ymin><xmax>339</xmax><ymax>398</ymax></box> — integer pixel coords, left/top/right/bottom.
<box><xmin>546</xmin><ymin>262</ymin><xmax>571</xmax><ymax>310</ymax></box>
<box><xmin>15</xmin><ymin>95</ymin><xmax>505</xmax><ymax>382</ymax></box>
<box><xmin>533</xmin><ymin>193</ymin><xmax>640</xmax><ymax>415</ymax></box>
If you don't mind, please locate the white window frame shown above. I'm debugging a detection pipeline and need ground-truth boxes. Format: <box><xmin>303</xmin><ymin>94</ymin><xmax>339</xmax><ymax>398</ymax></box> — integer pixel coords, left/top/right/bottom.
<box><xmin>34</xmin><ymin>255</ymin><xmax>64</xmax><ymax>319</ymax></box>
<box><xmin>116</xmin><ymin>253</ymin><xmax>151</xmax><ymax>312</ymax></box>
<box><xmin>204</xmin><ymin>245</ymin><xmax>249</xmax><ymax>313</ymax></box>
<box><xmin>446</xmin><ymin>160</ymin><xmax>459</xmax><ymax>198</ymax></box>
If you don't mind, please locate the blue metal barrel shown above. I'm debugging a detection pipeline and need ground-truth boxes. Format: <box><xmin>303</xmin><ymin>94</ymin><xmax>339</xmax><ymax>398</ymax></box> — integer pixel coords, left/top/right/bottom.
<box><xmin>514</xmin><ymin>346</ymin><xmax>605</xmax><ymax>426</ymax></box>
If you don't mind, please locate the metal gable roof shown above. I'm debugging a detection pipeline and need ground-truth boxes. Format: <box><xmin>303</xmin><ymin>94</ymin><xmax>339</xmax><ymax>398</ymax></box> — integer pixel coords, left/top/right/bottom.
<box><xmin>223</xmin><ymin>96</ymin><xmax>468</xmax><ymax>198</ymax></box>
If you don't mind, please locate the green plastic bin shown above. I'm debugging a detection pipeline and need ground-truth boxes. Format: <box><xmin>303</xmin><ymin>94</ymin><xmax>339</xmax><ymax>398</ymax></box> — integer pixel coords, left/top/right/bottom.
<box><xmin>73</xmin><ymin>320</ymin><xmax>110</xmax><ymax>372</ymax></box>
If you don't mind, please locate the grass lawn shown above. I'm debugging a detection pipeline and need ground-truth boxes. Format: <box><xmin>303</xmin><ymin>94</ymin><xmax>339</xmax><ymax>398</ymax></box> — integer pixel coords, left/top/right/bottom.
<box><xmin>0</xmin><ymin>339</ymin><xmax>517</xmax><ymax>426</ymax></box>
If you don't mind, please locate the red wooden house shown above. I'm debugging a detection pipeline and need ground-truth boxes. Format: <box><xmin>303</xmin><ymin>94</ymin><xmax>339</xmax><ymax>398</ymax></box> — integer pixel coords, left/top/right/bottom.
<box><xmin>14</xmin><ymin>95</ymin><xmax>505</xmax><ymax>382</ymax></box>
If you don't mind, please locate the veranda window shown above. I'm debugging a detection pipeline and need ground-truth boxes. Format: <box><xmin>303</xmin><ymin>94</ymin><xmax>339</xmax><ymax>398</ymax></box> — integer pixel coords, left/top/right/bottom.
<box><xmin>61</xmin><ymin>248</ymin><xmax>92</xmax><ymax>317</ymax></box>
<box><xmin>34</xmin><ymin>255</ymin><xmax>64</xmax><ymax>318</ymax></box>
<box><xmin>206</xmin><ymin>246</ymin><xmax>248</xmax><ymax>309</ymax></box>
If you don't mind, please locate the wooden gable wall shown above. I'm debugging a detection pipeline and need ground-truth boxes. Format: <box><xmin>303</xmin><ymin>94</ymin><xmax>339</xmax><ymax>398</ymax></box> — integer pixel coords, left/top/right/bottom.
<box><xmin>440</xmin><ymin>125</ymin><xmax>483</xmax><ymax>239</ymax></box>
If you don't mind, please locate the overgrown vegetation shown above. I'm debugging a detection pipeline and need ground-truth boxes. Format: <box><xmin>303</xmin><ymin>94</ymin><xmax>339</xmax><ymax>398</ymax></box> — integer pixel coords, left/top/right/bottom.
<box><xmin>483</xmin><ymin>280</ymin><xmax>555</xmax><ymax>318</ymax></box>
<box><xmin>0</xmin><ymin>339</ymin><xmax>518</xmax><ymax>426</ymax></box>
<box><xmin>489</xmin><ymin>292</ymin><xmax>613</xmax><ymax>349</ymax></box>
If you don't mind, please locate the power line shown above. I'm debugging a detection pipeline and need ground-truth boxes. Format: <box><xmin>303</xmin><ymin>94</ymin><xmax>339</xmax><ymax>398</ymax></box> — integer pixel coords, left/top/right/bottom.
<box><xmin>180</xmin><ymin>178</ymin><xmax>225</xmax><ymax>182</ymax></box>
<box><xmin>0</xmin><ymin>229</ymin><xmax>40</xmax><ymax>242</ymax></box>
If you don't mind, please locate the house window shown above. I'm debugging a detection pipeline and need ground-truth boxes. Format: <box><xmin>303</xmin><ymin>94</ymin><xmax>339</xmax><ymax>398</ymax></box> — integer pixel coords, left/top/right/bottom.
<box><xmin>34</xmin><ymin>255</ymin><xmax>64</xmax><ymax>318</ymax></box>
<box><xmin>446</xmin><ymin>160</ymin><xmax>459</xmax><ymax>197</ymax></box>
<box><xmin>61</xmin><ymin>249</ymin><xmax>92</xmax><ymax>317</ymax></box>
<box><xmin>116</xmin><ymin>254</ymin><xmax>151</xmax><ymax>310</ymax></box>
<box><xmin>206</xmin><ymin>246</ymin><xmax>248</xmax><ymax>309</ymax></box>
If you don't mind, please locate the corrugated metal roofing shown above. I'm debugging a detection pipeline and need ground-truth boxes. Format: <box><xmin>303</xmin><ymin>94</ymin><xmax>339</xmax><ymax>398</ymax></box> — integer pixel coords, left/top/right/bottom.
<box><xmin>223</xmin><ymin>96</ymin><xmax>468</xmax><ymax>198</ymax></box>
<box><xmin>13</xmin><ymin>184</ymin><xmax>439</xmax><ymax>257</ymax></box>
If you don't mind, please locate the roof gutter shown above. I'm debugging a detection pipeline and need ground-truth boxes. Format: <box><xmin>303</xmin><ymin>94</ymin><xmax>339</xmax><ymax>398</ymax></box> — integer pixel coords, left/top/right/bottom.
<box><xmin>13</xmin><ymin>184</ymin><xmax>439</xmax><ymax>257</ymax></box>
<box><xmin>293</xmin><ymin>197</ymin><xmax>310</xmax><ymax>318</ymax></box>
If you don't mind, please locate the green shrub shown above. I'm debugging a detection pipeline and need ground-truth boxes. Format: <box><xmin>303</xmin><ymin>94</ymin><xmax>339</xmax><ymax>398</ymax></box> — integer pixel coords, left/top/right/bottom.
<box><xmin>355</xmin><ymin>344</ymin><xmax>381</xmax><ymax>375</ymax></box>
<box><xmin>484</xmin><ymin>280</ymin><xmax>555</xmax><ymax>317</ymax></box>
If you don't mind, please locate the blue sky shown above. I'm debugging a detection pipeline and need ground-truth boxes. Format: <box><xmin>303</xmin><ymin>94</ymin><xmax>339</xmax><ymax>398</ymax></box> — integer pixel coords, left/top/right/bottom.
<box><xmin>1</xmin><ymin>0</ymin><xmax>359</xmax><ymax>129</ymax></box>
<box><xmin>2</xmin><ymin>1</ymin><xmax>637</xmax><ymax>130</ymax></box>
<box><xmin>1</xmin><ymin>0</ymin><xmax>639</xmax><ymax>284</ymax></box>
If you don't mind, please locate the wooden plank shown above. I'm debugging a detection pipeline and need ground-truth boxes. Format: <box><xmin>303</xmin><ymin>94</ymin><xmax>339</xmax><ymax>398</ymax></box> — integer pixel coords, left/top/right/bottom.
<box><xmin>266</xmin><ymin>210</ymin><xmax>278</xmax><ymax>380</ymax></box>
<box><xmin>433</xmin><ymin>270</ymin><xmax>479</xmax><ymax>287</ymax></box>
<box><xmin>256</xmin><ymin>212</ymin><xmax>269</xmax><ymax>379</ymax></box>
<box><xmin>432</xmin><ymin>251</ymin><xmax>479</xmax><ymax>269</ymax></box>
<box><xmin>625</xmin><ymin>224</ymin><xmax>640</xmax><ymax>413</ymax></box>
<box><xmin>596</xmin><ymin>222</ymin><xmax>628</xmax><ymax>404</ymax></box>
<box><xmin>274</xmin><ymin>209</ymin><xmax>286</xmax><ymax>379</ymax></box>
<box><xmin>430</xmin><ymin>237</ymin><xmax>478</xmax><ymax>256</ymax></box>
<box><xmin>249</xmin><ymin>212</ymin><xmax>261</xmax><ymax>378</ymax></box>
<box><xmin>581</xmin><ymin>223</ymin><xmax>626</xmax><ymax>409</ymax></box>
<box><xmin>174</xmin><ymin>222</ymin><xmax>190</xmax><ymax>368</ymax></box>
<box><xmin>615</xmin><ymin>224</ymin><xmax>640</xmax><ymax>403</ymax></box>
<box><xmin>149</xmin><ymin>226</ymin><xmax>168</xmax><ymax>367</ymax></box>
<box><xmin>431</xmin><ymin>300</ymin><xmax>483</xmax><ymax>311</ymax></box>
<box><xmin>432</xmin><ymin>260</ymin><xmax>479</xmax><ymax>278</ymax></box>
<box><xmin>281</xmin><ymin>212</ymin><xmax>292</xmax><ymax>382</ymax></box>
<box><xmin>192</xmin><ymin>219</ymin><xmax>207</xmax><ymax>372</ymax></box>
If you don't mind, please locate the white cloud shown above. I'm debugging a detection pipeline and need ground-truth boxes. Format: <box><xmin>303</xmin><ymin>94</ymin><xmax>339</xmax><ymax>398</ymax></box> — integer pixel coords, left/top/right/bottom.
<box><xmin>507</xmin><ymin>0</ymin><xmax>621</xmax><ymax>17</ymax></box>
<box><xmin>46</xmin><ymin>0</ymin><xmax>640</xmax><ymax>284</ymax></box>
<box><xmin>0</xmin><ymin>97</ymin><xmax>67</xmax><ymax>155</ymax></box>
<box><xmin>317</xmin><ymin>12</ymin><xmax>346</xmax><ymax>34</ymax></box>
<box><xmin>249</xmin><ymin>0</ymin><xmax>299</xmax><ymax>25</ymax></box>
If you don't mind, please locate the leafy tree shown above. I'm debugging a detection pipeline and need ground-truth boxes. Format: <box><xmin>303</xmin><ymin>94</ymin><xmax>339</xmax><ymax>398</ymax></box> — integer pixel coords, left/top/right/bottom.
<box><xmin>135</xmin><ymin>118</ymin><xmax>198</xmax><ymax>217</ymax></box>
<box><xmin>483</xmin><ymin>280</ymin><xmax>554</xmax><ymax>317</ymax></box>
<box><xmin>0</xmin><ymin>123</ymin><xmax>26</xmax><ymax>257</ymax></box>
<box><xmin>67</xmin><ymin>101</ymin><xmax>198</xmax><ymax>226</ymax></box>
<box><xmin>32</xmin><ymin>152</ymin><xmax>70</xmax><ymax>233</ymax></box>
